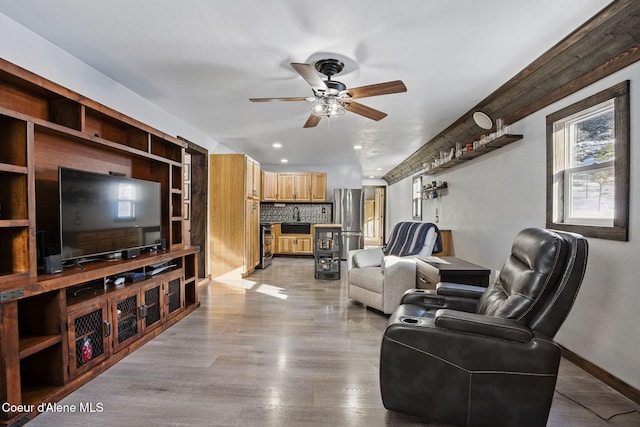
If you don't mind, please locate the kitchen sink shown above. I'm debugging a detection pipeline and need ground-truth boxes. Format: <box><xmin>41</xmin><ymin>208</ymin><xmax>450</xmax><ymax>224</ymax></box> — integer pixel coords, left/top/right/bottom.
<box><xmin>280</xmin><ymin>222</ymin><xmax>311</xmax><ymax>234</ymax></box>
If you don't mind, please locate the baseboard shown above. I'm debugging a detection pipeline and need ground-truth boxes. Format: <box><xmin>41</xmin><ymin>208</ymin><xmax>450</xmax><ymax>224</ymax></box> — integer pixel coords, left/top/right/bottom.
<box><xmin>560</xmin><ymin>345</ymin><xmax>640</xmax><ymax>405</ymax></box>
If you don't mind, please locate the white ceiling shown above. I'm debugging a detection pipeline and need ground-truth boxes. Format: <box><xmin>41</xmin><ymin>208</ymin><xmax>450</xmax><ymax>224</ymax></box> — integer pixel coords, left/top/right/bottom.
<box><xmin>0</xmin><ymin>0</ymin><xmax>611</xmax><ymax>178</ymax></box>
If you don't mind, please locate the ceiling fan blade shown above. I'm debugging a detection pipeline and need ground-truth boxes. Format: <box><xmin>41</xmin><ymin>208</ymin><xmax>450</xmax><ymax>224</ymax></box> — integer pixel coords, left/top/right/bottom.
<box><xmin>342</xmin><ymin>80</ymin><xmax>407</xmax><ymax>99</ymax></box>
<box><xmin>344</xmin><ymin>101</ymin><xmax>387</xmax><ymax>121</ymax></box>
<box><xmin>249</xmin><ymin>97</ymin><xmax>308</xmax><ymax>102</ymax></box>
<box><xmin>291</xmin><ymin>63</ymin><xmax>328</xmax><ymax>92</ymax></box>
<box><xmin>303</xmin><ymin>113</ymin><xmax>322</xmax><ymax>128</ymax></box>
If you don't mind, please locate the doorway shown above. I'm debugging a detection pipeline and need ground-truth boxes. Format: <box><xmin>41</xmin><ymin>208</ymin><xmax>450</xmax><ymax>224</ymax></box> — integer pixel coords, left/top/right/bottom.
<box><xmin>363</xmin><ymin>186</ymin><xmax>385</xmax><ymax>247</ymax></box>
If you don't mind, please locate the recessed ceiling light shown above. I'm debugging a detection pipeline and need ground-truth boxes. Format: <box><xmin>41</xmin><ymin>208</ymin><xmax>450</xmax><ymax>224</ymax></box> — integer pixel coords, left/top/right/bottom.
<box><xmin>369</xmin><ymin>175</ymin><xmax>375</xmax><ymax>179</ymax></box>
<box><xmin>376</xmin><ymin>167</ymin><xmax>382</xmax><ymax>171</ymax></box>
<box><xmin>353</xmin><ymin>145</ymin><xmax>363</xmax><ymax>150</ymax></box>
<box><xmin>272</xmin><ymin>142</ymin><xmax>282</xmax><ymax>148</ymax></box>
<box><xmin>280</xmin><ymin>158</ymin><xmax>288</xmax><ymax>163</ymax></box>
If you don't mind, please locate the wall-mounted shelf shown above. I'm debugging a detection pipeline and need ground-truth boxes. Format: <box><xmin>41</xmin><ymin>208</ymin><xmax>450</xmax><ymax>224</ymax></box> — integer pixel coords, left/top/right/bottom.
<box><xmin>422</xmin><ymin>183</ymin><xmax>448</xmax><ymax>200</ymax></box>
<box><xmin>424</xmin><ymin>134</ymin><xmax>523</xmax><ymax>175</ymax></box>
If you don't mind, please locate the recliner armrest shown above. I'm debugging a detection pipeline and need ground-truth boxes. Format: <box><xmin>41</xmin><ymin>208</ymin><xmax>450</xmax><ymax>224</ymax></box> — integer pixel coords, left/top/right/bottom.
<box><xmin>436</xmin><ymin>282</ymin><xmax>486</xmax><ymax>299</ymax></box>
<box><xmin>434</xmin><ymin>309</ymin><xmax>533</xmax><ymax>343</ymax></box>
<box><xmin>400</xmin><ymin>289</ymin><xmax>478</xmax><ymax>313</ymax></box>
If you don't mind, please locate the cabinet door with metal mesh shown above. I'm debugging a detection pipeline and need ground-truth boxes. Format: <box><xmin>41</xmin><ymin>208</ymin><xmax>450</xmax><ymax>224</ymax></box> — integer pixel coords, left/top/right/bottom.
<box><xmin>166</xmin><ymin>277</ymin><xmax>182</xmax><ymax>315</ymax></box>
<box><xmin>68</xmin><ymin>302</ymin><xmax>109</xmax><ymax>378</ymax></box>
<box><xmin>143</xmin><ymin>283</ymin><xmax>162</xmax><ymax>333</ymax></box>
<box><xmin>117</xmin><ymin>295</ymin><xmax>139</xmax><ymax>342</ymax></box>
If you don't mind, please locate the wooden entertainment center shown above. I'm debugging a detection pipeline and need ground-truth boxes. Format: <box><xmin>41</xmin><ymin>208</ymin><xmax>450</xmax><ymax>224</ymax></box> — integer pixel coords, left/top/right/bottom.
<box><xmin>0</xmin><ymin>59</ymin><xmax>200</xmax><ymax>426</ymax></box>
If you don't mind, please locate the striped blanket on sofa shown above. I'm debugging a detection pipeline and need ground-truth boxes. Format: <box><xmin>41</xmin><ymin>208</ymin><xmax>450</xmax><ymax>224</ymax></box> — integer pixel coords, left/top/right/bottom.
<box><xmin>383</xmin><ymin>222</ymin><xmax>442</xmax><ymax>257</ymax></box>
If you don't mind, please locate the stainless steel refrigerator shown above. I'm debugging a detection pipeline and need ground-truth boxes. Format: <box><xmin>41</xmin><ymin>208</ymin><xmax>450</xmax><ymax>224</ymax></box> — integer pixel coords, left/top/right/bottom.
<box><xmin>333</xmin><ymin>188</ymin><xmax>364</xmax><ymax>259</ymax></box>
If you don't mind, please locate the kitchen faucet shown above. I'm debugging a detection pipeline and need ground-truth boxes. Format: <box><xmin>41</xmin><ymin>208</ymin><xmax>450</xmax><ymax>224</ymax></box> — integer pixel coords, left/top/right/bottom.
<box><xmin>292</xmin><ymin>207</ymin><xmax>300</xmax><ymax>221</ymax></box>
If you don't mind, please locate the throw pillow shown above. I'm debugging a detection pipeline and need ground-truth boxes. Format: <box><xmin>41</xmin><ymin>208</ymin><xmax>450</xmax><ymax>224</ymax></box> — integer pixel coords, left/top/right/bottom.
<box><xmin>353</xmin><ymin>247</ymin><xmax>384</xmax><ymax>268</ymax></box>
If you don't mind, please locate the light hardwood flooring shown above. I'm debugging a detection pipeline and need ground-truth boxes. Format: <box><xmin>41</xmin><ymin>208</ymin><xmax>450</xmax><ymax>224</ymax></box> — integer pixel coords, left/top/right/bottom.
<box><xmin>29</xmin><ymin>257</ymin><xmax>640</xmax><ymax>426</ymax></box>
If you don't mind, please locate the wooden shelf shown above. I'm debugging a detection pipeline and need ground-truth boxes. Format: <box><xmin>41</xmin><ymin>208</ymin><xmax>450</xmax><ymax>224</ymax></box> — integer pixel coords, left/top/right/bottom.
<box><xmin>425</xmin><ymin>134</ymin><xmax>523</xmax><ymax>175</ymax></box>
<box><xmin>0</xmin><ymin>163</ymin><xmax>28</xmax><ymax>174</ymax></box>
<box><xmin>21</xmin><ymin>385</ymin><xmax>60</xmax><ymax>406</ymax></box>
<box><xmin>19</xmin><ymin>335</ymin><xmax>62</xmax><ymax>359</ymax></box>
<box><xmin>0</xmin><ymin>219</ymin><xmax>29</xmax><ymax>228</ymax></box>
<box><xmin>0</xmin><ymin>59</ymin><xmax>201</xmax><ymax>425</ymax></box>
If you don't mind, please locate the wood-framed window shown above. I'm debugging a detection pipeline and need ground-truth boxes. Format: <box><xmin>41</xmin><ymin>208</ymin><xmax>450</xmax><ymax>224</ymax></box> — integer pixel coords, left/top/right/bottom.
<box><xmin>412</xmin><ymin>175</ymin><xmax>422</xmax><ymax>220</ymax></box>
<box><xmin>546</xmin><ymin>81</ymin><xmax>629</xmax><ymax>241</ymax></box>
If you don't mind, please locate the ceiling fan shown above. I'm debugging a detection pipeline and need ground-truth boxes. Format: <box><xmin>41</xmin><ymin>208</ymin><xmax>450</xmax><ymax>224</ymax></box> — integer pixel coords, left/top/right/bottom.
<box><xmin>250</xmin><ymin>58</ymin><xmax>407</xmax><ymax>128</ymax></box>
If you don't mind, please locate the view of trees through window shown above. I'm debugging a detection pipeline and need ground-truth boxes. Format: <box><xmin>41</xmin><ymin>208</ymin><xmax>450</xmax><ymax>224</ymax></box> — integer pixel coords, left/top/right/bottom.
<box><xmin>547</xmin><ymin>80</ymin><xmax>629</xmax><ymax>241</ymax></box>
<box><xmin>564</xmin><ymin>100</ymin><xmax>615</xmax><ymax>222</ymax></box>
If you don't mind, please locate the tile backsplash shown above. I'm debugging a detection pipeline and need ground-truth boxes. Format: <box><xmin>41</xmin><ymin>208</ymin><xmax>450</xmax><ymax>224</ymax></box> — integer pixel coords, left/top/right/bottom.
<box><xmin>260</xmin><ymin>203</ymin><xmax>332</xmax><ymax>224</ymax></box>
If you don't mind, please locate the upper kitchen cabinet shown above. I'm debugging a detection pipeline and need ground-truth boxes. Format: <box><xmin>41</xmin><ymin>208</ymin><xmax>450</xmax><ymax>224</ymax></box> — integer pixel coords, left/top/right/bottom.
<box><xmin>293</xmin><ymin>173</ymin><xmax>311</xmax><ymax>201</ymax></box>
<box><xmin>261</xmin><ymin>171</ymin><xmax>278</xmax><ymax>202</ymax></box>
<box><xmin>244</xmin><ymin>156</ymin><xmax>260</xmax><ymax>200</ymax></box>
<box><xmin>268</xmin><ymin>172</ymin><xmax>325</xmax><ymax>202</ymax></box>
<box><xmin>311</xmin><ymin>172</ymin><xmax>327</xmax><ymax>202</ymax></box>
<box><xmin>277</xmin><ymin>172</ymin><xmax>295</xmax><ymax>201</ymax></box>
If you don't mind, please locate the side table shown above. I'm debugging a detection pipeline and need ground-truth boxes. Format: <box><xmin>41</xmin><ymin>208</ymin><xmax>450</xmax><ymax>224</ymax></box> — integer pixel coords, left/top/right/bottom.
<box><xmin>416</xmin><ymin>256</ymin><xmax>490</xmax><ymax>290</ymax></box>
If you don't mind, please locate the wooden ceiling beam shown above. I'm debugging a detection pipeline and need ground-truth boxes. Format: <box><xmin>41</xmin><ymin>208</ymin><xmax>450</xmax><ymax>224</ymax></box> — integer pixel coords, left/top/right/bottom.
<box><xmin>384</xmin><ymin>0</ymin><xmax>640</xmax><ymax>184</ymax></box>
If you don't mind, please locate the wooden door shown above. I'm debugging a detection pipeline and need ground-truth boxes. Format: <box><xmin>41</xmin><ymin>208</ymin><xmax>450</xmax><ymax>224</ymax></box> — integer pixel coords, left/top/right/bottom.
<box><xmin>163</xmin><ymin>270</ymin><xmax>184</xmax><ymax>321</ymax></box>
<box><xmin>244</xmin><ymin>156</ymin><xmax>254</xmax><ymax>199</ymax></box>
<box><xmin>252</xmin><ymin>160</ymin><xmax>261</xmax><ymax>200</ymax></box>
<box><xmin>311</xmin><ymin>172</ymin><xmax>327</xmax><ymax>201</ymax></box>
<box><xmin>67</xmin><ymin>299</ymin><xmax>110</xmax><ymax>379</ymax></box>
<box><xmin>294</xmin><ymin>173</ymin><xmax>312</xmax><ymax>201</ymax></box>
<box><xmin>277</xmin><ymin>173</ymin><xmax>295</xmax><ymax>201</ymax></box>
<box><xmin>140</xmin><ymin>280</ymin><xmax>163</xmax><ymax>334</ymax></box>
<box><xmin>277</xmin><ymin>236</ymin><xmax>295</xmax><ymax>254</ymax></box>
<box><xmin>110</xmin><ymin>288</ymin><xmax>142</xmax><ymax>353</ymax></box>
<box><xmin>261</xmin><ymin>171</ymin><xmax>278</xmax><ymax>201</ymax></box>
<box><xmin>296</xmin><ymin>237</ymin><xmax>313</xmax><ymax>254</ymax></box>
<box><xmin>244</xmin><ymin>201</ymin><xmax>253</xmax><ymax>274</ymax></box>
<box><xmin>248</xmin><ymin>200</ymin><xmax>260</xmax><ymax>269</ymax></box>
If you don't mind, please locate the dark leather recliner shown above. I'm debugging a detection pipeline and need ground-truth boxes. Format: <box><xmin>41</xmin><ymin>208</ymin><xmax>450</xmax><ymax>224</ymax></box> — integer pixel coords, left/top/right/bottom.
<box><xmin>380</xmin><ymin>228</ymin><xmax>588</xmax><ymax>427</ymax></box>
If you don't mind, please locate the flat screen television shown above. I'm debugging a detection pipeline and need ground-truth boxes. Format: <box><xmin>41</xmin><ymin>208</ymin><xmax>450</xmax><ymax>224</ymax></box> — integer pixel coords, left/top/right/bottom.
<box><xmin>59</xmin><ymin>167</ymin><xmax>162</xmax><ymax>262</ymax></box>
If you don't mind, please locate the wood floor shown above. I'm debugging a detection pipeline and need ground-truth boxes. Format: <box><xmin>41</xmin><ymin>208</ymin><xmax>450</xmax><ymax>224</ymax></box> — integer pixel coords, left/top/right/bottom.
<box><xmin>28</xmin><ymin>257</ymin><xmax>640</xmax><ymax>426</ymax></box>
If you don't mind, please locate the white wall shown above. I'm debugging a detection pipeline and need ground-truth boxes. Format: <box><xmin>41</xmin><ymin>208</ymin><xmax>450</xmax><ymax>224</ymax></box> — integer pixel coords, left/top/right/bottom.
<box><xmin>388</xmin><ymin>61</ymin><xmax>640</xmax><ymax>390</ymax></box>
<box><xmin>0</xmin><ymin>13</ymin><xmax>231</xmax><ymax>154</ymax></box>
<box><xmin>386</xmin><ymin>174</ymin><xmax>414</xmax><ymax>234</ymax></box>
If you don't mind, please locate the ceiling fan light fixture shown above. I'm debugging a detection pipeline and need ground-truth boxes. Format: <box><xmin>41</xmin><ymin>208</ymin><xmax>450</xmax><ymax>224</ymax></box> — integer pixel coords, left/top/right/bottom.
<box><xmin>311</xmin><ymin>97</ymin><xmax>346</xmax><ymax>118</ymax></box>
<box><xmin>250</xmin><ymin>59</ymin><xmax>407</xmax><ymax>127</ymax></box>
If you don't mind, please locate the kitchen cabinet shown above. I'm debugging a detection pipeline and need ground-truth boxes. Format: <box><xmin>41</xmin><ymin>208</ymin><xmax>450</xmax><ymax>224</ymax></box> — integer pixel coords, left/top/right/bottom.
<box><xmin>275</xmin><ymin>172</ymin><xmax>311</xmax><ymax>201</ymax></box>
<box><xmin>277</xmin><ymin>173</ymin><xmax>295</xmax><ymax>201</ymax></box>
<box><xmin>293</xmin><ymin>173</ymin><xmax>312</xmax><ymax>201</ymax></box>
<box><xmin>277</xmin><ymin>236</ymin><xmax>313</xmax><ymax>255</ymax></box>
<box><xmin>245</xmin><ymin>199</ymin><xmax>260</xmax><ymax>270</ymax></box>
<box><xmin>245</xmin><ymin>157</ymin><xmax>261</xmax><ymax>200</ymax></box>
<box><xmin>273</xmin><ymin>223</ymin><xmax>313</xmax><ymax>255</ymax></box>
<box><xmin>261</xmin><ymin>171</ymin><xmax>326</xmax><ymax>202</ymax></box>
<box><xmin>311</xmin><ymin>172</ymin><xmax>327</xmax><ymax>201</ymax></box>
<box><xmin>210</xmin><ymin>154</ymin><xmax>261</xmax><ymax>277</ymax></box>
<box><xmin>261</xmin><ymin>171</ymin><xmax>278</xmax><ymax>201</ymax></box>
